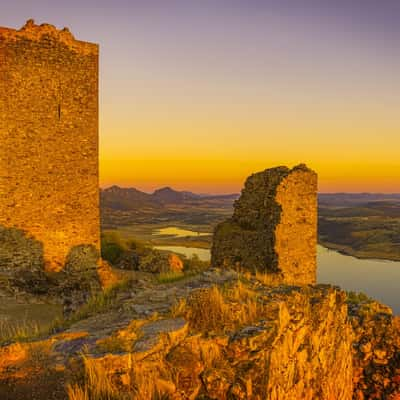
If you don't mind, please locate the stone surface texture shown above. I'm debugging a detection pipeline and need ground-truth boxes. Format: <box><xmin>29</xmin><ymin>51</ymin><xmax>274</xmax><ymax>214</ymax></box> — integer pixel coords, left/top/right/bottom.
<box><xmin>350</xmin><ymin>300</ymin><xmax>400</xmax><ymax>400</ymax></box>
<box><xmin>0</xmin><ymin>268</ymin><xmax>399</xmax><ymax>399</ymax></box>
<box><xmin>211</xmin><ymin>164</ymin><xmax>317</xmax><ymax>284</ymax></box>
<box><xmin>0</xmin><ymin>20</ymin><xmax>99</xmax><ymax>272</ymax></box>
<box><xmin>0</xmin><ymin>272</ymin><xmax>353</xmax><ymax>400</ymax></box>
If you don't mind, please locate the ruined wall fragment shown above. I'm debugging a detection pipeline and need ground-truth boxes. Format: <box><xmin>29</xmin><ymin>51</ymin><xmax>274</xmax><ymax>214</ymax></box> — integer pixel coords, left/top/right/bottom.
<box><xmin>211</xmin><ymin>164</ymin><xmax>317</xmax><ymax>285</ymax></box>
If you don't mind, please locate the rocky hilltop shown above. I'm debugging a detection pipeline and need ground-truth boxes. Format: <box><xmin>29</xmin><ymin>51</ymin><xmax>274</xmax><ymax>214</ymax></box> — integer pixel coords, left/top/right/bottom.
<box><xmin>1</xmin><ymin>268</ymin><xmax>399</xmax><ymax>399</ymax></box>
<box><xmin>0</xmin><ymin>270</ymin><xmax>354</xmax><ymax>400</ymax></box>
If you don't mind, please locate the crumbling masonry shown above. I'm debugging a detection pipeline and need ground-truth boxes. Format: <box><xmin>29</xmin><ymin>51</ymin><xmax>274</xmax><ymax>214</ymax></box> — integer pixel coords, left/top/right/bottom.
<box><xmin>211</xmin><ymin>164</ymin><xmax>318</xmax><ymax>285</ymax></box>
<box><xmin>0</xmin><ymin>20</ymin><xmax>99</xmax><ymax>272</ymax></box>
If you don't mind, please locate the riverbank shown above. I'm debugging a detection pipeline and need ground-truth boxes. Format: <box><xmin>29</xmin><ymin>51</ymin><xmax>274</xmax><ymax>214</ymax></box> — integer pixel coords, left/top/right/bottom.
<box><xmin>319</xmin><ymin>240</ymin><xmax>400</xmax><ymax>262</ymax></box>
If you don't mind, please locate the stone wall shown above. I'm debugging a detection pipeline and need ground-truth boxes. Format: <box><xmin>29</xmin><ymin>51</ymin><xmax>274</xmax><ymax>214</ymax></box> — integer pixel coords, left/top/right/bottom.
<box><xmin>211</xmin><ymin>164</ymin><xmax>317</xmax><ymax>285</ymax></box>
<box><xmin>0</xmin><ymin>20</ymin><xmax>99</xmax><ymax>272</ymax></box>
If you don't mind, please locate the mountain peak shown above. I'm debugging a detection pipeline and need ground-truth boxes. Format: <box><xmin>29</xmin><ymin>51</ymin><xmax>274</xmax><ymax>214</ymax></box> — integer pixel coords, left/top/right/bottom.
<box><xmin>154</xmin><ymin>186</ymin><xmax>175</xmax><ymax>194</ymax></box>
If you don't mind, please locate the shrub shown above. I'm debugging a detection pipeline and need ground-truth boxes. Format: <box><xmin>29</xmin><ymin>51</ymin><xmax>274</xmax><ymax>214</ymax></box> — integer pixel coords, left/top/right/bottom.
<box><xmin>126</xmin><ymin>239</ymin><xmax>149</xmax><ymax>257</ymax></box>
<box><xmin>101</xmin><ymin>232</ymin><xmax>127</xmax><ymax>264</ymax></box>
<box><xmin>346</xmin><ymin>291</ymin><xmax>372</xmax><ymax>305</ymax></box>
<box><xmin>183</xmin><ymin>254</ymin><xmax>209</xmax><ymax>273</ymax></box>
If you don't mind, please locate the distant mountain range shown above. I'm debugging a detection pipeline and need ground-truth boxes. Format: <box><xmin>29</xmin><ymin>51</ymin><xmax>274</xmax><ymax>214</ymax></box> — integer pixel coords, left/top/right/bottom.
<box><xmin>101</xmin><ymin>187</ymin><xmax>400</xmax><ymax>212</ymax></box>
<box><xmin>319</xmin><ymin>193</ymin><xmax>400</xmax><ymax>207</ymax></box>
<box><xmin>100</xmin><ymin>185</ymin><xmax>239</xmax><ymax>211</ymax></box>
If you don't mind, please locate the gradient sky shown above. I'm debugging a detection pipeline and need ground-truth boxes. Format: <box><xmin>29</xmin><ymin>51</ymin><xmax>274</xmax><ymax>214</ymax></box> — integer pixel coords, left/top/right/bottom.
<box><xmin>2</xmin><ymin>1</ymin><xmax>400</xmax><ymax>193</ymax></box>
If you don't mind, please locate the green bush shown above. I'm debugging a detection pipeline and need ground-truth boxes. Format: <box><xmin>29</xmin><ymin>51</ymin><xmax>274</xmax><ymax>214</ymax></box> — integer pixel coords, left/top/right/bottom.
<box><xmin>346</xmin><ymin>291</ymin><xmax>371</xmax><ymax>305</ymax></box>
<box><xmin>101</xmin><ymin>232</ymin><xmax>153</xmax><ymax>267</ymax></box>
<box><xmin>183</xmin><ymin>254</ymin><xmax>209</xmax><ymax>273</ymax></box>
<box><xmin>126</xmin><ymin>238</ymin><xmax>149</xmax><ymax>257</ymax></box>
<box><xmin>100</xmin><ymin>232</ymin><xmax>127</xmax><ymax>264</ymax></box>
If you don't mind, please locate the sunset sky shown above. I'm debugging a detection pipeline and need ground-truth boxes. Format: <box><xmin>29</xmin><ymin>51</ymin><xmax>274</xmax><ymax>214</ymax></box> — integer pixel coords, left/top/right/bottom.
<box><xmin>3</xmin><ymin>1</ymin><xmax>400</xmax><ymax>193</ymax></box>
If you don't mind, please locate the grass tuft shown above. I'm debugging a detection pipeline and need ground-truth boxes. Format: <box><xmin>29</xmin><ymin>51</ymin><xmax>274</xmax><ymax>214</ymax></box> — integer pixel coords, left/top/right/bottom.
<box><xmin>172</xmin><ymin>282</ymin><xmax>266</xmax><ymax>335</ymax></box>
<box><xmin>67</xmin><ymin>384</ymin><xmax>89</xmax><ymax>400</ymax></box>
<box><xmin>156</xmin><ymin>271</ymin><xmax>185</xmax><ymax>284</ymax></box>
<box><xmin>68</xmin><ymin>350</ymin><xmax>172</xmax><ymax>400</ymax></box>
<box><xmin>68</xmin><ymin>353</ymin><xmax>123</xmax><ymax>400</ymax></box>
<box><xmin>0</xmin><ymin>319</ymin><xmax>41</xmax><ymax>344</ymax></box>
<box><xmin>63</xmin><ymin>279</ymin><xmax>132</xmax><ymax>327</ymax></box>
<box><xmin>0</xmin><ymin>279</ymin><xmax>133</xmax><ymax>345</ymax></box>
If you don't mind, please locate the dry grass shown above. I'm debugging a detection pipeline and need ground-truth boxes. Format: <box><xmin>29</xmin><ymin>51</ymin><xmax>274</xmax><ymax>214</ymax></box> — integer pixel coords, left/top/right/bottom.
<box><xmin>187</xmin><ymin>286</ymin><xmax>228</xmax><ymax>333</ymax></box>
<box><xmin>157</xmin><ymin>270</ymin><xmax>185</xmax><ymax>284</ymax></box>
<box><xmin>68</xmin><ymin>348</ymin><xmax>171</xmax><ymax>400</ymax></box>
<box><xmin>95</xmin><ymin>336</ymin><xmax>129</xmax><ymax>354</ymax></box>
<box><xmin>74</xmin><ymin>280</ymin><xmax>131</xmax><ymax>319</ymax></box>
<box><xmin>199</xmin><ymin>340</ymin><xmax>222</xmax><ymax>368</ymax></box>
<box><xmin>229</xmin><ymin>280</ymin><xmax>253</xmax><ymax>301</ymax></box>
<box><xmin>67</xmin><ymin>384</ymin><xmax>89</xmax><ymax>400</ymax></box>
<box><xmin>236</xmin><ymin>267</ymin><xmax>282</xmax><ymax>286</ymax></box>
<box><xmin>130</xmin><ymin>363</ymin><xmax>161</xmax><ymax>399</ymax></box>
<box><xmin>0</xmin><ymin>280</ymin><xmax>134</xmax><ymax>345</ymax></box>
<box><xmin>96</xmin><ymin>319</ymin><xmax>145</xmax><ymax>354</ymax></box>
<box><xmin>254</xmin><ymin>270</ymin><xmax>282</xmax><ymax>286</ymax></box>
<box><xmin>173</xmin><ymin>282</ymin><xmax>266</xmax><ymax>335</ymax></box>
<box><xmin>0</xmin><ymin>319</ymin><xmax>41</xmax><ymax>344</ymax></box>
<box><xmin>83</xmin><ymin>355</ymin><xmax>119</xmax><ymax>399</ymax></box>
<box><xmin>51</xmin><ymin>279</ymin><xmax>134</xmax><ymax>335</ymax></box>
<box><xmin>225</xmin><ymin>281</ymin><xmax>265</xmax><ymax>327</ymax></box>
<box><xmin>68</xmin><ymin>353</ymin><xmax>122</xmax><ymax>400</ymax></box>
<box><xmin>170</xmin><ymin>298</ymin><xmax>187</xmax><ymax>318</ymax></box>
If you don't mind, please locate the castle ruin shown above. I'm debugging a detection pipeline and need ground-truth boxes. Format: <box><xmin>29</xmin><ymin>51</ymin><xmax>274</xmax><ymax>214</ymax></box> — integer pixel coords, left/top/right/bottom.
<box><xmin>211</xmin><ymin>164</ymin><xmax>318</xmax><ymax>285</ymax></box>
<box><xmin>0</xmin><ymin>20</ymin><xmax>99</xmax><ymax>272</ymax></box>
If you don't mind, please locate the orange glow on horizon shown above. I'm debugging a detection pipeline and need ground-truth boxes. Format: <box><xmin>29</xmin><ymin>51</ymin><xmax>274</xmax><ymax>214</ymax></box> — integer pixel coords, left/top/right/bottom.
<box><xmin>96</xmin><ymin>7</ymin><xmax>400</xmax><ymax>195</ymax></box>
<box><xmin>100</xmin><ymin>158</ymin><xmax>400</xmax><ymax>194</ymax></box>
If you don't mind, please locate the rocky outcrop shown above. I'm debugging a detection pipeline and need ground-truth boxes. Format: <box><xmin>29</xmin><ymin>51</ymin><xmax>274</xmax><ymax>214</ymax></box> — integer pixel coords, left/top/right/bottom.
<box><xmin>0</xmin><ymin>240</ymin><xmax>116</xmax><ymax>314</ymax></box>
<box><xmin>136</xmin><ymin>250</ymin><xmax>184</xmax><ymax>273</ymax></box>
<box><xmin>349</xmin><ymin>299</ymin><xmax>400</xmax><ymax>399</ymax></box>
<box><xmin>0</xmin><ymin>271</ymin><xmax>353</xmax><ymax>400</ymax></box>
<box><xmin>89</xmin><ymin>286</ymin><xmax>352</xmax><ymax>399</ymax></box>
<box><xmin>211</xmin><ymin>164</ymin><xmax>317</xmax><ymax>285</ymax></box>
<box><xmin>2</xmin><ymin>267</ymin><xmax>400</xmax><ymax>399</ymax></box>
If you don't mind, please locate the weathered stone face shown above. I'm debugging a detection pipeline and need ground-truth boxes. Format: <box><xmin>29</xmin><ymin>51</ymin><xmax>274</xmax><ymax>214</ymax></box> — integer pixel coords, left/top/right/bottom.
<box><xmin>0</xmin><ymin>20</ymin><xmax>99</xmax><ymax>272</ymax></box>
<box><xmin>350</xmin><ymin>300</ymin><xmax>400</xmax><ymax>399</ymax></box>
<box><xmin>0</xmin><ymin>274</ymin><xmax>354</xmax><ymax>400</ymax></box>
<box><xmin>211</xmin><ymin>164</ymin><xmax>318</xmax><ymax>285</ymax></box>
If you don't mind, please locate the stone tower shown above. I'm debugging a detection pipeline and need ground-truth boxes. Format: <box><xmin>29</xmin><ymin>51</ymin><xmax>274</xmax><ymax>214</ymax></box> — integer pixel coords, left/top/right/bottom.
<box><xmin>0</xmin><ymin>20</ymin><xmax>99</xmax><ymax>272</ymax></box>
<box><xmin>211</xmin><ymin>164</ymin><xmax>318</xmax><ymax>285</ymax></box>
